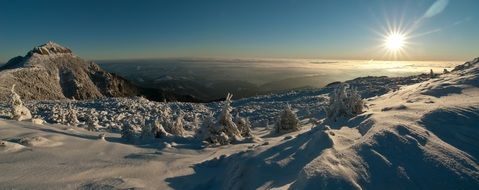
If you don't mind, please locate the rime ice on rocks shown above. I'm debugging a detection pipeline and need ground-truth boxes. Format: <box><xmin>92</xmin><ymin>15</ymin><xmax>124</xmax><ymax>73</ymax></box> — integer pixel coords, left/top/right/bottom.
<box><xmin>9</xmin><ymin>85</ymin><xmax>32</xmax><ymax>121</ymax></box>
<box><xmin>275</xmin><ymin>104</ymin><xmax>301</xmax><ymax>133</ymax></box>
<box><xmin>326</xmin><ymin>84</ymin><xmax>364</xmax><ymax>121</ymax></box>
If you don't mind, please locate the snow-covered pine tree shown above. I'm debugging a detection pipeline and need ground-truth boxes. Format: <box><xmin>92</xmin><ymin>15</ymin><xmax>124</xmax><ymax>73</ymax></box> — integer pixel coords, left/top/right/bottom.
<box><xmin>86</xmin><ymin>109</ymin><xmax>101</xmax><ymax>131</ymax></box>
<box><xmin>9</xmin><ymin>85</ymin><xmax>32</xmax><ymax>121</ymax></box>
<box><xmin>326</xmin><ymin>84</ymin><xmax>364</xmax><ymax>121</ymax></box>
<box><xmin>65</xmin><ymin>103</ymin><xmax>79</xmax><ymax>126</ymax></box>
<box><xmin>199</xmin><ymin>112</ymin><xmax>215</xmax><ymax>141</ymax></box>
<box><xmin>234</xmin><ymin>112</ymin><xmax>253</xmax><ymax>137</ymax></box>
<box><xmin>170</xmin><ymin>113</ymin><xmax>186</xmax><ymax>136</ymax></box>
<box><xmin>276</xmin><ymin>104</ymin><xmax>301</xmax><ymax>133</ymax></box>
<box><xmin>203</xmin><ymin>93</ymin><xmax>243</xmax><ymax>145</ymax></box>
<box><xmin>217</xmin><ymin>93</ymin><xmax>242</xmax><ymax>139</ymax></box>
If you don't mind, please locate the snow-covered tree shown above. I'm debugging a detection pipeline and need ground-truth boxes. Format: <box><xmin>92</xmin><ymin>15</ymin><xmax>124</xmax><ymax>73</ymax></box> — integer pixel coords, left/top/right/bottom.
<box><xmin>326</xmin><ymin>84</ymin><xmax>364</xmax><ymax>121</ymax></box>
<box><xmin>140</xmin><ymin>119</ymin><xmax>155</xmax><ymax>139</ymax></box>
<box><xmin>204</xmin><ymin>93</ymin><xmax>243</xmax><ymax>145</ymax></box>
<box><xmin>9</xmin><ymin>85</ymin><xmax>32</xmax><ymax>121</ymax></box>
<box><xmin>217</xmin><ymin>93</ymin><xmax>242</xmax><ymax>138</ymax></box>
<box><xmin>65</xmin><ymin>103</ymin><xmax>79</xmax><ymax>126</ymax></box>
<box><xmin>170</xmin><ymin>113</ymin><xmax>186</xmax><ymax>136</ymax></box>
<box><xmin>234</xmin><ymin>112</ymin><xmax>253</xmax><ymax>137</ymax></box>
<box><xmin>86</xmin><ymin>109</ymin><xmax>101</xmax><ymax>131</ymax></box>
<box><xmin>121</xmin><ymin>121</ymin><xmax>141</xmax><ymax>142</ymax></box>
<box><xmin>153</xmin><ymin>117</ymin><xmax>171</xmax><ymax>138</ymax></box>
<box><xmin>276</xmin><ymin>104</ymin><xmax>301</xmax><ymax>133</ymax></box>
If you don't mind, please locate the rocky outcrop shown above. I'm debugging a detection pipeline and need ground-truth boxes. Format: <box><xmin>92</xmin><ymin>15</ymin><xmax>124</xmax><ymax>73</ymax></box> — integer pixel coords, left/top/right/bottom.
<box><xmin>0</xmin><ymin>42</ymin><xmax>199</xmax><ymax>102</ymax></box>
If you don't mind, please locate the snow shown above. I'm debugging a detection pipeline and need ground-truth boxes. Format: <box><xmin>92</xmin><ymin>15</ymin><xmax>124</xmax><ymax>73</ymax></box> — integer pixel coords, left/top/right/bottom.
<box><xmin>0</xmin><ymin>58</ymin><xmax>479</xmax><ymax>189</ymax></box>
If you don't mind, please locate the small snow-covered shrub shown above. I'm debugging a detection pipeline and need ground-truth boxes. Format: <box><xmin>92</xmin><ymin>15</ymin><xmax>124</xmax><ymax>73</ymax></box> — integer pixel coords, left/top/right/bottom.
<box><xmin>9</xmin><ymin>85</ymin><xmax>32</xmax><ymax>121</ymax></box>
<box><xmin>234</xmin><ymin>112</ymin><xmax>253</xmax><ymax>137</ymax></box>
<box><xmin>153</xmin><ymin>118</ymin><xmax>171</xmax><ymax>138</ymax></box>
<box><xmin>85</xmin><ymin>109</ymin><xmax>101</xmax><ymax>131</ymax></box>
<box><xmin>121</xmin><ymin>122</ymin><xmax>141</xmax><ymax>142</ymax></box>
<box><xmin>164</xmin><ymin>113</ymin><xmax>186</xmax><ymax>136</ymax></box>
<box><xmin>326</xmin><ymin>84</ymin><xmax>364</xmax><ymax>121</ymax></box>
<box><xmin>65</xmin><ymin>103</ymin><xmax>79</xmax><ymax>126</ymax></box>
<box><xmin>276</xmin><ymin>105</ymin><xmax>301</xmax><ymax>133</ymax></box>
<box><xmin>140</xmin><ymin>119</ymin><xmax>156</xmax><ymax>139</ymax></box>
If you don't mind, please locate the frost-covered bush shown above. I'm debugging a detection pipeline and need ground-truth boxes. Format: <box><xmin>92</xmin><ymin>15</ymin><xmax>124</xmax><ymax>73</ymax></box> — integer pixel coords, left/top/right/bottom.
<box><xmin>65</xmin><ymin>103</ymin><xmax>79</xmax><ymax>126</ymax></box>
<box><xmin>234</xmin><ymin>112</ymin><xmax>253</xmax><ymax>137</ymax></box>
<box><xmin>85</xmin><ymin>109</ymin><xmax>101</xmax><ymax>131</ymax></box>
<box><xmin>153</xmin><ymin>118</ymin><xmax>171</xmax><ymax>138</ymax></box>
<box><xmin>121</xmin><ymin>121</ymin><xmax>141</xmax><ymax>142</ymax></box>
<box><xmin>275</xmin><ymin>104</ymin><xmax>301</xmax><ymax>133</ymax></box>
<box><xmin>170</xmin><ymin>113</ymin><xmax>186</xmax><ymax>136</ymax></box>
<box><xmin>205</xmin><ymin>93</ymin><xmax>243</xmax><ymax>145</ymax></box>
<box><xmin>9</xmin><ymin>85</ymin><xmax>32</xmax><ymax>121</ymax></box>
<box><xmin>326</xmin><ymin>84</ymin><xmax>364</xmax><ymax>121</ymax></box>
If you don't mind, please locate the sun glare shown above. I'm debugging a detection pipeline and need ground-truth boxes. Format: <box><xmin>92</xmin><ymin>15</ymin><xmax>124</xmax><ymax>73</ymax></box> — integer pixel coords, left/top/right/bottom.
<box><xmin>385</xmin><ymin>33</ymin><xmax>405</xmax><ymax>51</ymax></box>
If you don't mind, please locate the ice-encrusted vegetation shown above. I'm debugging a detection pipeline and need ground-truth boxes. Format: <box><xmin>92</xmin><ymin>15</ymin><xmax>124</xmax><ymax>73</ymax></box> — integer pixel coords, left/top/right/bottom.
<box><xmin>326</xmin><ymin>84</ymin><xmax>364</xmax><ymax>121</ymax></box>
<box><xmin>8</xmin><ymin>85</ymin><xmax>31</xmax><ymax>121</ymax></box>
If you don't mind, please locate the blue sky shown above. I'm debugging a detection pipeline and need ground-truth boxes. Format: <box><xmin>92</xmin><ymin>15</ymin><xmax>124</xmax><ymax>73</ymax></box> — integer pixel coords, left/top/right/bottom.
<box><xmin>0</xmin><ymin>0</ymin><xmax>477</xmax><ymax>62</ymax></box>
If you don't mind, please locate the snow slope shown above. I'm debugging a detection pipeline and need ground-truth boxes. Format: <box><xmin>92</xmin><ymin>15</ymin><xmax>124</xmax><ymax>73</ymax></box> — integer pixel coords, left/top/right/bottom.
<box><xmin>0</xmin><ymin>58</ymin><xmax>478</xmax><ymax>189</ymax></box>
<box><xmin>166</xmin><ymin>59</ymin><xmax>479</xmax><ymax>189</ymax></box>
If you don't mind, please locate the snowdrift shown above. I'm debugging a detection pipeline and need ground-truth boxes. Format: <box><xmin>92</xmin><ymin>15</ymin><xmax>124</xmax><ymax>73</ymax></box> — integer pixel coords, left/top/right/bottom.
<box><xmin>167</xmin><ymin>58</ymin><xmax>479</xmax><ymax>190</ymax></box>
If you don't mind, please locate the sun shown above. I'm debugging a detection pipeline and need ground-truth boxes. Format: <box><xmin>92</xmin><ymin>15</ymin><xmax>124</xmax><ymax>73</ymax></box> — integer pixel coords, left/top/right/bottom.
<box><xmin>384</xmin><ymin>33</ymin><xmax>406</xmax><ymax>51</ymax></box>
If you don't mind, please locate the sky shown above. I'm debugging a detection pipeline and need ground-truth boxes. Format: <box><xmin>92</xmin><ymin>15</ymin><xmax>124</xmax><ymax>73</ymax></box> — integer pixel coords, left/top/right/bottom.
<box><xmin>0</xmin><ymin>0</ymin><xmax>478</xmax><ymax>62</ymax></box>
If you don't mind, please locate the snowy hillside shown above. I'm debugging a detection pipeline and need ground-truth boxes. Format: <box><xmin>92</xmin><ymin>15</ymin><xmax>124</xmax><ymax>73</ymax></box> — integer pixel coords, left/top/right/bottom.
<box><xmin>0</xmin><ymin>58</ymin><xmax>478</xmax><ymax>189</ymax></box>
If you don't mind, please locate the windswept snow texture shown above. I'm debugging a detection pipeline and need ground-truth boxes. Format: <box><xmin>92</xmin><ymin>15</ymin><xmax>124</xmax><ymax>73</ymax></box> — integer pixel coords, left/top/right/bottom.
<box><xmin>0</xmin><ymin>58</ymin><xmax>478</xmax><ymax>189</ymax></box>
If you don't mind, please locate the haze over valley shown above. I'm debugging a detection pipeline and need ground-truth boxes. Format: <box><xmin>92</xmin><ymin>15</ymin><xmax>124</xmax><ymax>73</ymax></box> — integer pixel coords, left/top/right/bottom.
<box><xmin>99</xmin><ymin>58</ymin><xmax>460</xmax><ymax>101</ymax></box>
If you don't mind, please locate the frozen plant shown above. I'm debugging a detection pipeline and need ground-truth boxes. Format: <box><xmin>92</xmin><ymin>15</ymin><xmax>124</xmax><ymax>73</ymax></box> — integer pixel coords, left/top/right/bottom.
<box><xmin>65</xmin><ymin>103</ymin><xmax>79</xmax><ymax>126</ymax></box>
<box><xmin>326</xmin><ymin>84</ymin><xmax>364</xmax><ymax>121</ymax></box>
<box><xmin>234</xmin><ymin>112</ymin><xmax>253</xmax><ymax>137</ymax></box>
<box><xmin>121</xmin><ymin>122</ymin><xmax>141</xmax><ymax>142</ymax></box>
<box><xmin>86</xmin><ymin>109</ymin><xmax>101</xmax><ymax>131</ymax></box>
<box><xmin>140</xmin><ymin>119</ymin><xmax>156</xmax><ymax>139</ymax></box>
<box><xmin>153</xmin><ymin>118</ymin><xmax>171</xmax><ymax>138</ymax></box>
<box><xmin>217</xmin><ymin>93</ymin><xmax>242</xmax><ymax>139</ymax></box>
<box><xmin>276</xmin><ymin>104</ymin><xmax>301</xmax><ymax>133</ymax></box>
<box><xmin>169</xmin><ymin>113</ymin><xmax>186</xmax><ymax>136</ymax></box>
<box><xmin>9</xmin><ymin>85</ymin><xmax>32</xmax><ymax>121</ymax></box>
<box><xmin>205</xmin><ymin>93</ymin><xmax>243</xmax><ymax>145</ymax></box>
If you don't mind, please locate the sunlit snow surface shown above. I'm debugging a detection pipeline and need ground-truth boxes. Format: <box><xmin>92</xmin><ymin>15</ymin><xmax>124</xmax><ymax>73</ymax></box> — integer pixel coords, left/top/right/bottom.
<box><xmin>1</xmin><ymin>58</ymin><xmax>478</xmax><ymax>190</ymax></box>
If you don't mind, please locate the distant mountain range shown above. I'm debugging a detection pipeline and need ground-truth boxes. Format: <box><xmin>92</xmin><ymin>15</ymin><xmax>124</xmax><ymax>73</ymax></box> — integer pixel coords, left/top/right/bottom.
<box><xmin>0</xmin><ymin>42</ymin><xmax>199</xmax><ymax>102</ymax></box>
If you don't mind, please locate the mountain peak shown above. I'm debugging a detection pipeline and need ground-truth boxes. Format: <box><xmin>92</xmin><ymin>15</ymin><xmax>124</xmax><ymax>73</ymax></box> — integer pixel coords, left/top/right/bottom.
<box><xmin>28</xmin><ymin>41</ymin><xmax>73</xmax><ymax>56</ymax></box>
